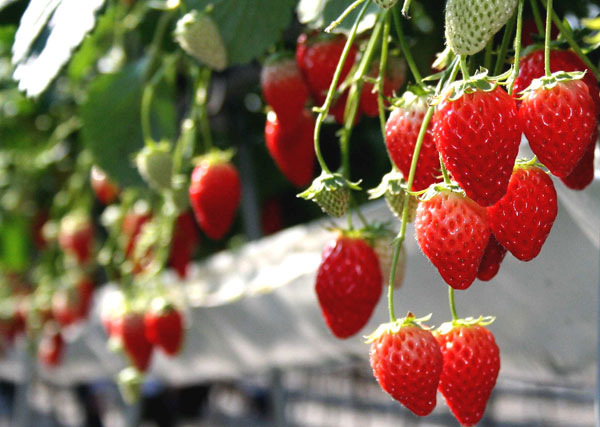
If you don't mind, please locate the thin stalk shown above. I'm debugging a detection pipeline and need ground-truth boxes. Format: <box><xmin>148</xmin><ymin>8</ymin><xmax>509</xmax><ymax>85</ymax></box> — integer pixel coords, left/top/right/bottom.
<box><xmin>448</xmin><ymin>287</ymin><xmax>458</xmax><ymax>321</ymax></box>
<box><xmin>313</xmin><ymin>0</ymin><xmax>370</xmax><ymax>175</ymax></box>
<box><xmin>377</xmin><ymin>12</ymin><xmax>392</xmax><ymax>137</ymax></box>
<box><xmin>325</xmin><ymin>0</ymin><xmax>367</xmax><ymax>33</ymax></box>
<box><xmin>196</xmin><ymin>68</ymin><xmax>214</xmax><ymax>152</ymax></box>
<box><xmin>529</xmin><ymin>0</ymin><xmax>544</xmax><ymax>35</ymax></box>
<box><xmin>544</xmin><ymin>0</ymin><xmax>553</xmax><ymax>77</ymax></box>
<box><xmin>141</xmin><ymin>84</ymin><xmax>157</xmax><ymax>146</ymax></box>
<box><xmin>509</xmin><ymin>0</ymin><xmax>525</xmax><ymax>96</ymax></box>
<box><xmin>484</xmin><ymin>39</ymin><xmax>494</xmax><ymax>70</ymax></box>
<box><xmin>392</xmin><ymin>7</ymin><xmax>423</xmax><ymax>85</ymax></box>
<box><xmin>493</xmin><ymin>12</ymin><xmax>517</xmax><ymax>75</ymax></box>
<box><xmin>440</xmin><ymin>156</ymin><xmax>451</xmax><ymax>184</ymax></box>
<box><xmin>144</xmin><ymin>11</ymin><xmax>173</xmax><ymax>81</ymax></box>
<box><xmin>460</xmin><ymin>55</ymin><xmax>470</xmax><ymax>79</ymax></box>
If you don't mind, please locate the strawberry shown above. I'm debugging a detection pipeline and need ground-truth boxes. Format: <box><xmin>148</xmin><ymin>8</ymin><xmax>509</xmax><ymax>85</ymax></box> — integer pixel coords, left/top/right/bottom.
<box><xmin>330</xmin><ymin>90</ymin><xmax>361</xmax><ymax>125</ymax></box>
<box><xmin>113</xmin><ymin>311</ymin><xmax>154</xmax><ymax>372</ymax></box>
<box><xmin>415</xmin><ymin>185</ymin><xmax>490</xmax><ymax>290</ymax></box>
<box><xmin>265</xmin><ymin>110</ymin><xmax>316</xmax><ymax>187</ymax></box>
<box><xmin>135</xmin><ymin>142</ymin><xmax>173</xmax><ymax>191</ymax></box>
<box><xmin>38</xmin><ymin>325</ymin><xmax>64</xmax><ymax>368</ymax></box>
<box><xmin>368</xmin><ymin>170</ymin><xmax>418</xmax><ymax>222</ymax></box>
<box><xmin>298</xmin><ymin>172</ymin><xmax>360</xmax><ymax>218</ymax></box>
<box><xmin>122</xmin><ymin>209</ymin><xmax>152</xmax><ymax>259</ymax></box>
<box><xmin>77</xmin><ymin>277</ymin><xmax>95</xmax><ymax>320</ymax></box>
<box><xmin>51</xmin><ymin>287</ymin><xmax>81</xmax><ymax>327</ymax></box>
<box><xmin>360</xmin><ymin>55</ymin><xmax>406</xmax><ymax>117</ymax></box>
<box><xmin>385</xmin><ymin>91</ymin><xmax>440</xmax><ymax>191</ymax></box>
<box><xmin>477</xmin><ymin>234</ymin><xmax>507</xmax><ymax>281</ymax></box>
<box><xmin>297</xmin><ymin>33</ymin><xmax>357</xmax><ymax>105</ymax></box>
<box><xmin>261</xmin><ymin>53</ymin><xmax>309</xmax><ymax>127</ymax></box>
<box><xmin>58</xmin><ymin>213</ymin><xmax>94</xmax><ymax>265</ymax></box>
<box><xmin>445</xmin><ymin>0</ymin><xmax>518</xmax><ymax>55</ymax></box>
<box><xmin>315</xmin><ymin>232</ymin><xmax>382</xmax><ymax>339</ymax></box>
<box><xmin>374</xmin><ymin>234</ymin><xmax>406</xmax><ymax>289</ymax></box>
<box><xmin>144</xmin><ymin>300</ymin><xmax>184</xmax><ymax>356</ymax></box>
<box><xmin>519</xmin><ymin>74</ymin><xmax>597</xmax><ymax>177</ymax></box>
<box><xmin>90</xmin><ymin>166</ymin><xmax>119</xmax><ymax>205</ymax></box>
<box><xmin>189</xmin><ymin>152</ymin><xmax>241</xmax><ymax>240</ymax></box>
<box><xmin>368</xmin><ymin>315</ymin><xmax>443</xmax><ymax>416</ymax></box>
<box><xmin>433</xmin><ymin>83</ymin><xmax>522</xmax><ymax>207</ymax></box>
<box><xmin>560</xmin><ymin>130</ymin><xmax>597</xmax><ymax>190</ymax></box>
<box><xmin>168</xmin><ymin>211</ymin><xmax>199</xmax><ymax>279</ymax></box>
<box><xmin>434</xmin><ymin>320</ymin><xmax>500</xmax><ymax>427</ymax></box>
<box><xmin>174</xmin><ymin>10</ymin><xmax>227</xmax><ymax>71</ymax></box>
<box><xmin>488</xmin><ymin>163</ymin><xmax>557</xmax><ymax>261</ymax></box>
<box><xmin>513</xmin><ymin>49</ymin><xmax>600</xmax><ymax>114</ymax></box>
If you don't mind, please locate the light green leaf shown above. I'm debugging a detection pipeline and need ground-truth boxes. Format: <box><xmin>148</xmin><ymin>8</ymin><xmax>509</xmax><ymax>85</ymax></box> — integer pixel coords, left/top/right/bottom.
<box><xmin>297</xmin><ymin>0</ymin><xmax>379</xmax><ymax>34</ymax></box>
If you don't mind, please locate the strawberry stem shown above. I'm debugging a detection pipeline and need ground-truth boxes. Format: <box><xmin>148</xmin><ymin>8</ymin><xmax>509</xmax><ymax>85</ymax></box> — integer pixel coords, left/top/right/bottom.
<box><xmin>313</xmin><ymin>0</ymin><xmax>370</xmax><ymax>176</ymax></box>
<box><xmin>377</xmin><ymin>12</ymin><xmax>391</xmax><ymax>137</ymax></box>
<box><xmin>440</xmin><ymin>156</ymin><xmax>451</xmax><ymax>184</ymax></box>
<box><xmin>460</xmin><ymin>55</ymin><xmax>470</xmax><ymax>79</ymax></box>
<box><xmin>493</xmin><ymin>12</ymin><xmax>516</xmax><ymax>76</ymax></box>
<box><xmin>392</xmin><ymin>8</ymin><xmax>423</xmax><ymax>87</ymax></box>
<box><xmin>196</xmin><ymin>68</ymin><xmax>214</xmax><ymax>153</ymax></box>
<box><xmin>529</xmin><ymin>0</ymin><xmax>544</xmax><ymax>36</ymax></box>
<box><xmin>508</xmin><ymin>0</ymin><xmax>525</xmax><ymax>96</ymax></box>
<box><xmin>448</xmin><ymin>287</ymin><xmax>458</xmax><ymax>321</ymax></box>
<box><xmin>544</xmin><ymin>0</ymin><xmax>553</xmax><ymax>77</ymax></box>
<box><xmin>325</xmin><ymin>0</ymin><xmax>368</xmax><ymax>33</ymax></box>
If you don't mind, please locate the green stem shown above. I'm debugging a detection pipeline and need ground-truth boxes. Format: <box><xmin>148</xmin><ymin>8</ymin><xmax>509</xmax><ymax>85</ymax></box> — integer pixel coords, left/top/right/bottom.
<box><xmin>196</xmin><ymin>68</ymin><xmax>214</xmax><ymax>152</ymax></box>
<box><xmin>440</xmin><ymin>156</ymin><xmax>451</xmax><ymax>184</ymax></box>
<box><xmin>544</xmin><ymin>0</ymin><xmax>552</xmax><ymax>77</ymax></box>
<box><xmin>141</xmin><ymin>83</ymin><xmax>156</xmax><ymax>146</ymax></box>
<box><xmin>484</xmin><ymin>39</ymin><xmax>494</xmax><ymax>71</ymax></box>
<box><xmin>493</xmin><ymin>12</ymin><xmax>517</xmax><ymax>75</ymax></box>
<box><xmin>509</xmin><ymin>0</ymin><xmax>525</xmax><ymax>96</ymax></box>
<box><xmin>313</xmin><ymin>0</ymin><xmax>370</xmax><ymax>175</ymax></box>
<box><xmin>392</xmin><ymin>7</ymin><xmax>423</xmax><ymax>85</ymax></box>
<box><xmin>460</xmin><ymin>55</ymin><xmax>470</xmax><ymax>79</ymax></box>
<box><xmin>448</xmin><ymin>287</ymin><xmax>458</xmax><ymax>321</ymax></box>
<box><xmin>325</xmin><ymin>0</ymin><xmax>368</xmax><ymax>33</ymax></box>
<box><xmin>401</xmin><ymin>0</ymin><xmax>412</xmax><ymax>17</ymax></box>
<box><xmin>144</xmin><ymin>11</ymin><xmax>173</xmax><ymax>81</ymax></box>
<box><xmin>377</xmin><ymin>12</ymin><xmax>391</xmax><ymax>140</ymax></box>
<box><xmin>529</xmin><ymin>0</ymin><xmax>544</xmax><ymax>35</ymax></box>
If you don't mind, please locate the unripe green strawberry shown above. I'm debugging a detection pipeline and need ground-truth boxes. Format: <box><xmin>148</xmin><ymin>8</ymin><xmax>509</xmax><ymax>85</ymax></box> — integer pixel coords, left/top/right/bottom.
<box><xmin>372</xmin><ymin>0</ymin><xmax>398</xmax><ymax>9</ymax></box>
<box><xmin>298</xmin><ymin>172</ymin><xmax>360</xmax><ymax>218</ymax></box>
<box><xmin>174</xmin><ymin>11</ymin><xmax>227</xmax><ymax>71</ymax></box>
<box><xmin>445</xmin><ymin>0</ymin><xmax>518</xmax><ymax>55</ymax></box>
<box><xmin>135</xmin><ymin>142</ymin><xmax>173</xmax><ymax>191</ymax></box>
<box><xmin>368</xmin><ymin>170</ymin><xmax>418</xmax><ymax>222</ymax></box>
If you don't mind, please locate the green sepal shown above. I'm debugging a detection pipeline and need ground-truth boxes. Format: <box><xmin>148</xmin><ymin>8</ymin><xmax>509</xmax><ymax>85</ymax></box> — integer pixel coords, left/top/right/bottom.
<box><xmin>117</xmin><ymin>367</ymin><xmax>144</xmax><ymax>404</ymax></box>
<box><xmin>390</xmin><ymin>86</ymin><xmax>432</xmax><ymax>109</ymax></box>
<box><xmin>431</xmin><ymin>46</ymin><xmax>456</xmax><ymax>72</ymax></box>
<box><xmin>518</xmin><ymin>70</ymin><xmax>586</xmax><ymax>96</ymax></box>
<box><xmin>263</xmin><ymin>51</ymin><xmax>295</xmax><ymax>66</ymax></box>
<box><xmin>418</xmin><ymin>181</ymin><xmax>465</xmax><ymax>202</ymax></box>
<box><xmin>365</xmin><ymin>312</ymin><xmax>433</xmax><ymax>343</ymax></box>
<box><xmin>297</xmin><ymin>171</ymin><xmax>361</xmax><ymax>218</ymax></box>
<box><xmin>436</xmin><ymin>315</ymin><xmax>496</xmax><ymax>335</ymax></box>
<box><xmin>432</xmin><ymin>67</ymin><xmax>513</xmax><ymax>104</ymax></box>
<box><xmin>192</xmin><ymin>148</ymin><xmax>235</xmax><ymax>167</ymax></box>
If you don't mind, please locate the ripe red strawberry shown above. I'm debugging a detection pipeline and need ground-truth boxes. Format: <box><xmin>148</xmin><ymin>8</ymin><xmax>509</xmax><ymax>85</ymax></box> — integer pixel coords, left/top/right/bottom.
<box><xmin>265</xmin><ymin>110</ymin><xmax>315</xmax><ymax>187</ymax></box>
<box><xmin>434</xmin><ymin>321</ymin><xmax>500</xmax><ymax>427</ymax></box>
<box><xmin>144</xmin><ymin>302</ymin><xmax>184</xmax><ymax>356</ymax></box>
<box><xmin>297</xmin><ymin>33</ymin><xmax>357</xmax><ymax>105</ymax></box>
<box><xmin>90</xmin><ymin>166</ymin><xmax>119</xmax><ymax>205</ymax></box>
<box><xmin>51</xmin><ymin>287</ymin><xmax>81</xmax><ymax>327</ymax></box>
<box><xmin>38</xmin><ymin>326</ymin><xmax>64</xmax><ymax>368</ymax></box>
<box><xmin>415</xmin><ymin>186</ymin><xmax>490</xmax><ymax>290</ymax></box>
<box><xmin>261</xmin><ymin>53</ymin><xmax>309</xmax><ymax>127</ymax></box>
<box><xmin>77</xmin><ymin>277</ymin><xmax>95</xmax><ymax>319</ymax></box>
<box><xmin>113</xmin><ymin>311</ymin><xmax>153</xmax><ymax>372</ymax></box>
<box><xmin>315</xmin><ymin>232</ymin><xmax>382</xmax><ymax>339</ymax></box>
<box><xmin>168</xmin><ymin>211</ymin><xmax>199</xmax><ymax>279</ymax></box>
<box><xmin>122</xmin><ymin>210</ymin><xmax>152</xmax><ymax>259</ymax></box>
<box><xmin>330</xmin><ymin>90</ymin><xmax>362</xmax><ymax>125</ymax></box>
<box><xmin>514</xmin><ymin>49</ymin><xmax>600</xmax><ymax>114</ymax></box>
<box><xmin>477</xmin><ymin>234</ymin><xmax>507</xmax><ymax>281</ymax></box>
<box><xmin>488</xmin><ymin>163</ymin><xmax>557</xmax><ymax>261</ymax></box>
<box><xmin>368</xmin><ymin>316</ymin><xmax>443</xmax><ymax>416</ymax></box>
<box><xmin>360</xmin><ymin>56</ymin><xmax>406</xmax><ymax>117</ymax></box>
<box><xmin>561</xmin><ymin>130</ymin><xmax>597</xmax><ymax>190</ymax></box>
<box><xmin>385</xmin><ymin>92</ymin><xmax>440</xmax><ymax>191</ymax></box>
<box><xmin>58</xmin><ymin>213</ymin><xmax>94</xmax><ymax>264</ymax></box>
<box><xmin>189</xmin><ymin>153</ymin><xmax>241</xmax><ymax>240</ymax></box>
<box><xmin>433</xmin><ymin>85</ymin><xmax>521</xmax><ymax>206</ymax></box>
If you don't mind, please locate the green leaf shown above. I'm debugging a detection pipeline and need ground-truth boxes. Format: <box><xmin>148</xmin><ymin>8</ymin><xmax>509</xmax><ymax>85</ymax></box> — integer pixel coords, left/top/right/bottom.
<box><xmin>184</xmin><ymin>0</ymin><xmax>296</xmax><ymax>66</ymax></box>
<box><xmin>0</xmin><ymin>216</ymin><xmax>30</xmax><ymax>273</ymax></box>
<box><xmin>296</xmin><ymin>0</ymin><xmax>379</xmax><ymax>34</ymax></box>
<box><xmin>12</xmin><ymin>0</ymin><xmax>106</xmax><ymax>97</ymax></box>
<box><xmin>81</xmin><ymin>61</ymin><xmax>176</xmax><ymax>187</ymax></box>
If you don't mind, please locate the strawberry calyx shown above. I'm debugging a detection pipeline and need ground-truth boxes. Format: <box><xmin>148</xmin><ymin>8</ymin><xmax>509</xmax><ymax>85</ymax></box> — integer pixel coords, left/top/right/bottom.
<box><xmin>368</xmin><ymin>170</ymin><xmax>408</xmax><ymax>200</ymax></box>
<box><xmin>418</xmin><ymin>181</ymin><xmax>465</xmax><ymax>202</ymax></box>
<box><xmin>519</xmin><ymin>70</ymin><xmax>587</xmax><ymax>96</ymax></box>
<box><xmin>297</xmin><ymin>171</ymin><xmax>361</xmax><ymax>217</ymax></box>
<box><xmin>390</xmin><ymin>86</ymin><xmax>433</xmax><ymax>108</ymax></box>
<box><xmin>365</xmin><ymin>312</ymin><xmax>434</xmax><ymax>343</ymax></box>
<box><xmin>513</xmin><ymin>156</ymin><xmax>546</xmax><ymax>171</ymax></box>
<box><xmin>433</xmin><ymin>68</ymin><xmax>512</xmax><ymax>103</ymax></box>
<box><xmin>263</xmin><ymin>51</ymin><xmax>295</xmax><ymax>67</ymax></box>
<box><xmin>436</xmin><ymin>316</ymin><xmax>496</xmax><ymax>335</ymax></box>
<box><xmin>192</xmin><ymin>148</ymin><xmax>235</xmax><ymax>168</ymax></box>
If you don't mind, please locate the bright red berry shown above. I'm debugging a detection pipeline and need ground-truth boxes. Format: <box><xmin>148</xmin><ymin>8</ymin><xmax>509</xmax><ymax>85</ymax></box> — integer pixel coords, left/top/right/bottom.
<box><xmin>58</xmin><ymin>213</ymin><xmax>94</xmax><ymax>264</ymax></box>
<box><xmin>189</xmin><ymin>155</ymin><xmax>241</xmax><ymax>240</ymax></box>
<box><xmin>360</xmin><ymin>56</ymin><xmax>406</xmax><ymax>117</ymax></box>
<box><xmin>90</xmin><ymin>165</ymin><xmax>119</xmax><ymax>205</ymax></box>
<box><xmin>385</xmin><ymin>93</ymin><xmax>440</xmax><ymax>191</ymax></box>
<box><xmin>488</xmin><ymin>164</ymin><xmax>557</xmax><ymax>261</ymax></box>
<box><xmin>433</xmin><ymin>86</ymin><xmax>522</xmax><ymax>206</ymax></box>
<box><xmin>315</xmin><ymin>233</ymin><xmax>382</xmax><ymax>339</ymax></box>
<box><xmin>297</xmin><ymin>33</ymin><xmax>357</xmax><ymax>105</ymax></box>
<box><xmin>261</xmin><ymin>53</ymin><xmax>309</xmax><ymax>127</ymax></box>
<box><xmin>477</xmin><ymin>234</ymin><xmax>507</xmax><ymax>281</ymax></box>
<box><xmin>113</xmin><ymin>311</ymin><xmax>154</xmax><ymax>372</ymax></box>
<box><xmin>560</xmin><ymin>130</ymin><xmax>597</xmax><ymax>190</ymax></box>
<box><xmin>265</xmin><ymin>110</ymin><xmax>315</xmax><ymax>187</ymax></box>
<box><xmin>168</xmin><ymin>211</ymin><xmax>199</xmax><ymax>279</ymax></box>
<box><xmin>122</xmin><ymin>210</ymin><xmax>152</xmax><ymax>259</ymax></box>
<box><xmin>435</xmin><ymin>322</ymin><xmax>500</xmax><ymax>427</ymax></box>
<box><xmin>144</xmin><ymin>303</ymin><xmax>184</xmax><ymax>356</ymax></box>
<box><xmin>38</xmin><ymin>325</ymin><xmax>64</xmax><ymax>368</ymax></box>
<box><xmin>514</xmin><ymin>49</ymin><xmax>600</xmax><ymax>114</ymax></box>
<box><xmin>519</xmin><ymin>77</ymin><xmax>596</xmax><ymax>177</ymax></box>
<box><xmin>415</xmin><ymin>187</ymin><xmax>490</xmax><ymax>290</ymax></box>
<box><xmin>369</xmin><ymin>318</ymin><xmax>443</xmax><ymax>416</ymax></box>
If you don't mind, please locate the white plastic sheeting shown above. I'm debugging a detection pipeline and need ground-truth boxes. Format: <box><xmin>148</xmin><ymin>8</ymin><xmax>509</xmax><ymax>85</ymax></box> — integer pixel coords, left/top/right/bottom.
<box><xmin>0</xmin><ymin>172</ymin><xmax>598</xmax><ymax>389</ymax></box>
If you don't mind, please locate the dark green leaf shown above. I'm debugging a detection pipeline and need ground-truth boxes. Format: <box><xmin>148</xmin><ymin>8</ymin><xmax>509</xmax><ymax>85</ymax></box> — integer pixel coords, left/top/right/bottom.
<box><xmin>297</xmin><ymin>0</ymin><xmax>379</xmax><ymax>34</ymax></box>
<box><xmin>81</xmin><ymin>61</ymin><xmax>176</xmax><ymax>187</ymax></box>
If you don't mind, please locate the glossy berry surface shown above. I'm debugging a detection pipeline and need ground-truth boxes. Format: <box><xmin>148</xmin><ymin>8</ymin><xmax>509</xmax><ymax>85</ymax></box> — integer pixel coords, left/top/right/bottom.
<box><xmin>477</xmin><ymin>234</ymin><xmax>507</xmax><ymax>281</ymax></box>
